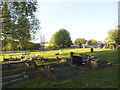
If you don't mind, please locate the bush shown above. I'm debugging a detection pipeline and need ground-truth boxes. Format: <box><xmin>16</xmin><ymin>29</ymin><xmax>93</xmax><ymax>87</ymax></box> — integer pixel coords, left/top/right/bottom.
<box><xmin>44</xmin><ymin>46</ymin><xmax>53</xmax><ymax>49</ymax></box>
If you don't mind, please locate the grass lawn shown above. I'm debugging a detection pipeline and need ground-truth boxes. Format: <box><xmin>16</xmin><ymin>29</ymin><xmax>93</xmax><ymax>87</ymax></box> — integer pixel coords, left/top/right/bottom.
<box><xmin>3</xmin><ymin>48</ymin><xmax>118</xmax><ymax>88</ymax></box>
<box><xmin>1</xmin><ymin>48</ymin><xmax>116</xmax><ymax>61</ymax></box>
<box><xmin>11</xmin><ymin>66</ymin><xmax>118</xmax><ymax>88</ymax></box>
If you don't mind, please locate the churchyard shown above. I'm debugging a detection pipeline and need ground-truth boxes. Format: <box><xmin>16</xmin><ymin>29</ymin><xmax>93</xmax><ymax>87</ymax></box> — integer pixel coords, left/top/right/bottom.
<box><xmin>1</xmin><ymin>48</ymin><xmax>119</xmax><ymax>88</ymax></box>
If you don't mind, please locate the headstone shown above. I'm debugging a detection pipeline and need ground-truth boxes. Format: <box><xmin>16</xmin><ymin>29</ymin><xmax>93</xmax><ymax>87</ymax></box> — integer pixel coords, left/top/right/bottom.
<box><xmin>30</xmin><ymin>58</ymin><xmax>32</xmax><ymax>60</ymax></box>
<box><xmin>36</xmin><ymin>53</ymin><xmax>37</xmax><ymax>56</ymax></box>
<box><xmin>98</xmin><ymin>47</ymin><xmax>100</xmax><ymax>51</ymax></box>
<box><xmin>85</xmin><ymin>59</ymin><xmax>91</xmax><ymax>69</ymax></box>
<box><xmin>25</xmin><ymin>60</ymin><xmax>37</xmax><ymax>70</ymax></box>
<box><xmin>91</xmin><ymin>60</ymin><xmax>98</xmax><ymax>69</ymax></box>
<box><xmin>60</xmin><ymin>57</ymin><xmax>66</xmax><ymax>63</ymax></box>
<box><xmin>91</xmin><ymin>48</ymin><xmax>93</xmax><ymax>52</ymax></box>
<box><xmin>70</xmin><ymin>52</ymin><xmax>74</xmax><ymax>58</ymax></box>
<box><xmin>83</xmin><ymin>45</ymin><xmax>85</xmax><ymax>49</ymax></box>
<box><xmin>72</xmin><ymin>56</ymin><xmax>83</xmax><ymax>66</ymax></box>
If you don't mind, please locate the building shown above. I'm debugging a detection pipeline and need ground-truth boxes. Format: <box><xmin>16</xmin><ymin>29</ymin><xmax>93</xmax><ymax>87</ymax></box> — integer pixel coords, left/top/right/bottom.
<box><xmin>82</xmin><ymin>40</ymin><xmax>100</xmax><ymax>48</ymax></box>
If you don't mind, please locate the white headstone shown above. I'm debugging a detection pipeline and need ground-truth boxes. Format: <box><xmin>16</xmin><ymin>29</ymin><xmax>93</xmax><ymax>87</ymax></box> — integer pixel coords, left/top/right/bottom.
<box><xmin>30</xmin><ymin>58</ymin><xmax>32</xmax><ymax>60</ymax></box>
<box><xmin>118</xmin><ymin>45</ymin><xmax>120</xmax><ymax>47</ymax></box>
<box><xmin>98</xmin><ymin>47</ymin><xmax>100</xmax><ymax>51</ymax></box>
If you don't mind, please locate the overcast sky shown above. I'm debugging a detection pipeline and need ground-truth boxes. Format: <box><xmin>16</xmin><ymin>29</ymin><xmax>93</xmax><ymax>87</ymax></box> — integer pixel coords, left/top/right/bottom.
<box><xmin>33</xmin><ymin>1</ymin><xmax>118</xmax><ymax>43</ymax></box>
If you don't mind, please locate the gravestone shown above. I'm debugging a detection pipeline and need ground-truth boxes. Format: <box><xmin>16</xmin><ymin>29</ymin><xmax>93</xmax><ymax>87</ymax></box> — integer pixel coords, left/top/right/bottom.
<box><xmin>60</xmin><ymin>57</ymin><xmax>66</xmax><ymax>63</ymax></box>
<box><xmin>70</xmin><ymin>52</ymin><xmax>74</xmax><ymax>58</ymax></box>
<box><xmin>90</xmin><ymin>60</ymin><xmax>98</xmax><ymax>69</ymax></box>
<box><xmin>85</xmin><ymin>59</ymin><xmax>91</xmax><ymax>69</ymax></box>
<box><xmin>98</xmin><ymin>47</ymin><xmax>100</xmax><ymax>51</ymax></box>
<box><xmin>36</xmin><ymin>53</ymin><xmax>37</xmax><ymax>56</ymax></box>
<box><xmin>44</xmin><ymin>65</ymin><xmax>51</xmax><ymax>77</ymax></box>
<box><xmin>72</xmin><ymin>56</ymin><xmax>83</xmax><ymax>66</ymax></box>
<box><xmin>91</xmin><ymin>48</ymin><xmax>93</xmax><ymax>52</ymax></box>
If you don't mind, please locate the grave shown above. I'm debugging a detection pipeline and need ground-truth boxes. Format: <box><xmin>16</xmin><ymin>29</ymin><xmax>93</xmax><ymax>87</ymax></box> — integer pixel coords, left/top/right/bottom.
<box><xmin>90</xmin><ymin>48</ymin><xmax>93</xmax><ymax>52</ymax></box>
<box><xmin>72</xmin><ymin>56</ymin><xmax>83</xmax><ymax>66</ymax></box>
<box><xmin>2</xmin><ymin>51</ymin><xmax>116</xmax><ymax>84</ymax></box>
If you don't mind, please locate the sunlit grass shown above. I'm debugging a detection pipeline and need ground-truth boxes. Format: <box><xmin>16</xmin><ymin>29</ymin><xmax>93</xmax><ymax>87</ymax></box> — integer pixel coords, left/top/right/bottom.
<box><xmin>1</xmin><ymin>48</ymin><xmax>111</xmax><ymax>61</ymax></box>
<box><xmin>11</xmin><ymin>66</ymin><xmax>118</xmax><ymax>88</ymax></box>
<box><xmin>7</xmin><ymin>48</ymin><xmax>118</xmax><ymax>88</ymax></box>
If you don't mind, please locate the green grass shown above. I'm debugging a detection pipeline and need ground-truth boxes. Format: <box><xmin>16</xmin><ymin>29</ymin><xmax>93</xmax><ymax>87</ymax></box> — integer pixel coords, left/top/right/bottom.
<box><xmin>7</xmin><ymin>48</ymin><xmax>118</xmax><ymax>88</ymax></box>
<box><xmin>11</xmin><ymin>66</ymin><xmax>118</xmax><ymax>88</ymax></box>
<box><xmin>2</xmin><ymin>67</ymin><xmax>29</xmax><ymax>73</ymax></box>
<box><xmin>35</xmin><ymin>60</ymin><xmax>58</xmax><ymax>65</ymax></box>
<box><xmin>1</xmin><ymin>48</ymin><xmax>113</xmax><ymax>61</ymax></box>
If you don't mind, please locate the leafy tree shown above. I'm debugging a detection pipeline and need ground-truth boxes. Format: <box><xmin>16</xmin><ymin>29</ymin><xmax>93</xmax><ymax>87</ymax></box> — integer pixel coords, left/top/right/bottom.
<box><xmin>1</xmin><ymin>3</ymin><xmax>11</xmax><ymax>51</ymax></box>
<box><xmin>50</xmin><ymin>29</ymin><xmax>72</xmax><ymax>48</ymax></box>
<box><xmin>74</xmin><ymin>38</ymin><xmax>86</xmax><ymax>45</ymax></box>
<box><xmin>1</xmin><ymin>2</ymin><xmax>40</xmax><ymax>51</ymax></box>
<box><xmin>17</xmin><ymin>15</ymin><xmax>30</xmax><ymax>50</ymax></box>
<box><xmin>49</xmin><ymin>32</ymin><xmax>56</xmax><ymax>46</ymax></box>
<box><xmin>103</xmin><ymin>29</ymin><xmax>118</xmax><ymax>45</ymax></box>
<box><xmin>108</xmin><ymin>29</ymin><xmax>118</xmax><ymax>45</ymax></box>
<box><xmin>118</xmin><ymin>25</ymin><xmax>120</xmax><ymax>45</ymax></box>
<box><xmin>88</xmin><ymin>39</ymin><xmax>97</xmax><ymax>45</ymax></box>
<box><xmin>10</xmin><ymin>2</ymin><xmax>40</xmax><ymax>40</ymax></box>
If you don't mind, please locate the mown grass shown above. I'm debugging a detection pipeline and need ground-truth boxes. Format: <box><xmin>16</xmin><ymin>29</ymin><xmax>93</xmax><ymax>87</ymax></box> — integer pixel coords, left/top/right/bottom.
<box><xmin>1</xmin><ymin>48</ymin><xmax>113</xmax><ymax>61</ymax></box>
<box><xmin>2</xmin><ymin>67</ymin><xmax>29</xmax><ymax>73</ymax></box>
<box><xmin>9</xmin><ymin>48</ymin><xmax>118</xmax><ymax>88</ymax></box>
<box><xmin>11</xmin><ymin>66</ymin><xmax>118</xmax><ymax>88</ymax></box>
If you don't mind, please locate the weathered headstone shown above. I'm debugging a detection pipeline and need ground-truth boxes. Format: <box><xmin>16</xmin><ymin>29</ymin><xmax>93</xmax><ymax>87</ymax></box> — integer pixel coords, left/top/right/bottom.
<box><xmin>60</xmin><ymin>57</ymin><xmax>66</xmax><ymax>63</ymax></box>
<box><xmin>72</xmin><ymin>56</ymin><xmax>83</xmax><ymax>66</ymax></box>
<box><xmin>85</xmin><ymin>59</ymin><xmax>91</xmax><ymax>69</ymax></box>
<box><xmin>90</xmin><ymin>60</ymin><xmax>98</xmax><ymax>69</ymax></box>
<box><xmin>25</xmin><ymin>60</ymin><xmax>37</xmax><ymax>70</ymax></box>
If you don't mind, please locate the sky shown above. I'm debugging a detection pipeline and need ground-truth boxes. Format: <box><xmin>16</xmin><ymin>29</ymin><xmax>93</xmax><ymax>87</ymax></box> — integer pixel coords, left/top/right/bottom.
<box><xmin>33</xmin><ymin>0</ymin><xmax>118</xmax><ymax>43</ymax></box>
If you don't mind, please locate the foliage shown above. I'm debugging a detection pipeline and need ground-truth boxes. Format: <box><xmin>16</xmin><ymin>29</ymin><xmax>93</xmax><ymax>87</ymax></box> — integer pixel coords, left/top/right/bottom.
<box><xmin>27</xmin><ymin>42</ymin><xmax>40</xmax><ymax>50</ymax></box>
<box><xmin>44</xmin><ymin>46</ymin><xmax>53</xmax><ymax>49</ymax></box>
<box><xmin>17</xmin><ymin>15</ymin><xmax>30</xmax><ymax>50</ymax></box>
<box><xmin>1</xmin><ymin>2</ymin><xmax>40</xmax><ymax>51</ymax></box>
<box><xmin>118</xmin><ymin>25</ymin><xmax>120</xmax><ymax>44</ymax></box>
<box><xmin>103</xmin><ymin>28</ymin><xmax>118</xmax><ymax>45</ymax></box>
<box><xmin>2</xmin><ymin>3</ymin><xmax>12</xmax><ymax>51</ymax></box>
<box><xmin>88</xmin><ymin>39</ymin><xmax>97</xmax><ymax>45</ymax></box>
<box><xmin>49</xmin><ymin>29</ymin><xmax>72</xmax><ymax>48</ymax></box>
<box><xmin>74</xmin><ymin>38</ymin><xmax>86</xmax><ymax>45</ymax></box>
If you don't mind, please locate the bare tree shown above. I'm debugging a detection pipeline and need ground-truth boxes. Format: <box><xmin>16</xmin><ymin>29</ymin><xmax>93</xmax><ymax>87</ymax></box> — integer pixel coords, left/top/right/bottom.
<box><xmin>40</xmin><ymin>33</ymin><xmax>45</xmax><ymax>51</ymax></box>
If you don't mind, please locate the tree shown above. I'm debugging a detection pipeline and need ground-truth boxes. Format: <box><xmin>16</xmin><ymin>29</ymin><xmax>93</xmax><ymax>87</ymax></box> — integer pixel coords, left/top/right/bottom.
<box><xmin>1</xmin><ymin>3</ymin><xmax>11</xmax><ymax>51</ymax></box>
<box><xmin>74</xmin><ymin>38</ymin><xmax>86</xmax><ymax>45</ymax></box>
<box><xmin>17</xmin><ymin>15</ymin><xmax>30</xmax><ymax>50</ymax></box>
<box><xmin>40</xmin><ymin>33</ymin><xmax>45</xmax><ymax>50</ymax></box>
<box><xmin>88</xmin><ymin>39</ymin><xmax>97</xmax><ymax>45</ymax></box>
<box><xmin>108</xmin><ymin>29</ymin><xmax>118</xmax><ymax>45</ymax></box>
<box><xmin>10</xmin><ymin>2</ymin><xmax>40</xmax><ymax>40</ymax></box>
<box><xmin>1</xmin><ymin>2</ymin><xmax>40</xmax><ymax>51</ymax></box>
<box><xmin>103</xmin><ymin>29</ymin><xmax>118</xmax><ymax>45</ymax></box>
<box><xmin>49</xmin><ymin>29</ymin><xmax>72</xmax><ymax>48</ymax></box>
<box><xmin>118</xmin><ymin>25</ymin><xmax>120</xmax><ymax>45</ymax></box>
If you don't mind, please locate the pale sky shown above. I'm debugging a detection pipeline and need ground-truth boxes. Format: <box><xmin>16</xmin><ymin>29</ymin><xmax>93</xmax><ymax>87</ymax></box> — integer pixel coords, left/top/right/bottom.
<box><xmin>33</xmin><ymin>0</ymin><xmax>118</xmax><ymax>43</ymax></box>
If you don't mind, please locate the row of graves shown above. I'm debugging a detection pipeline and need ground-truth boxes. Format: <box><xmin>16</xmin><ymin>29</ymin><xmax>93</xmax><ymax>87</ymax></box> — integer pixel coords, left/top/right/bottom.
<box><xmin>2</xmin><ymin>52</ymin><xmax>116</xmax><ymax>87</ymax></box>
<box><xmin>35</xmin><ymin>52</ymin><xmax>116</xmax><ymax>81</ymax></box>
